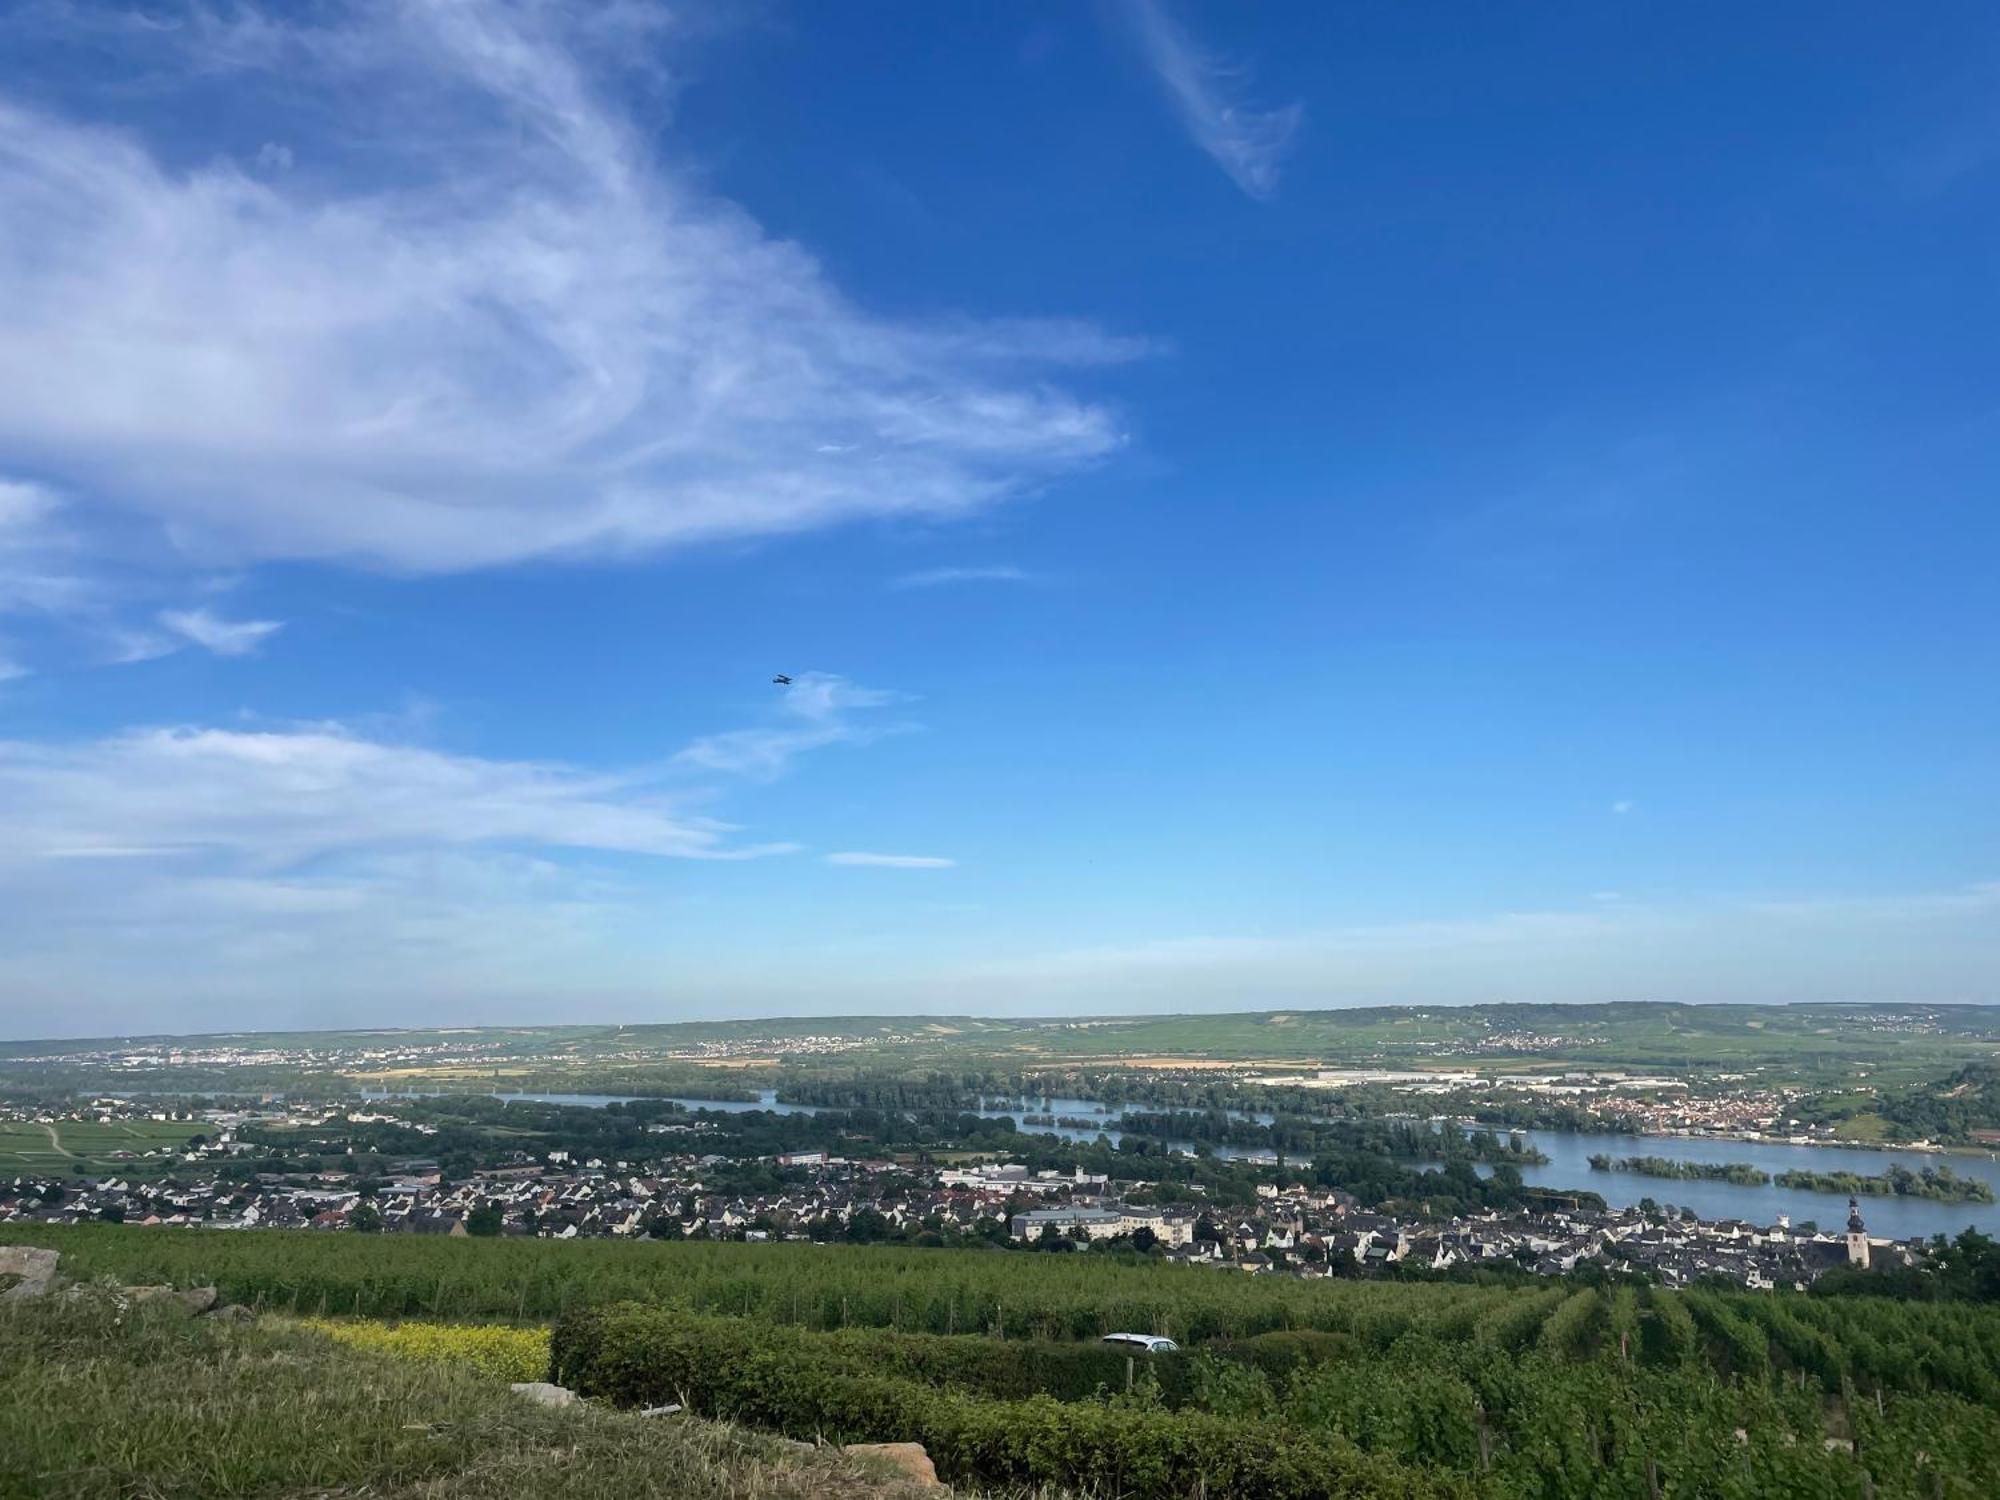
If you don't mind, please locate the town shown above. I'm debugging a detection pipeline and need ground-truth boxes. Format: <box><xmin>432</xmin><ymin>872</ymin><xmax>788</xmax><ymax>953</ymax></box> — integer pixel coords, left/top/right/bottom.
<box><xmin>2</xmin><ymin>1102</ymin><xmax>1916</xmax><ymax>1294</ymax></box>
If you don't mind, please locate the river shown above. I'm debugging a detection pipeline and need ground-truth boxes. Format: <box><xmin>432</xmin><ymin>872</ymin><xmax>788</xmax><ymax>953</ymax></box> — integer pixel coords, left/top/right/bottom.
<box><xmin>367</xmin><ymin>1088</ymin><xmax>2000</xmax><ymax>1240</ymax></box>
<box><xmin>1511</xmin><ymin>1129</ymin><xmax>2000</xmax><ymax>1242</ymax></box>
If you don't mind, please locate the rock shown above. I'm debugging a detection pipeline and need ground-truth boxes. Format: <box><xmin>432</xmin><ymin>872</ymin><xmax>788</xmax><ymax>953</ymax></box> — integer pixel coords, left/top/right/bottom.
<box><xmin>0</xmin><ymin>1246</ymin><xmax>61</xmax><ymax>1301</ymax></box>
<box><xmin>843</xmin><ymin>1442</ymin><xmax>942</xmax><ymax>1490</ymax></box>
<box><xmin>209</xmin><ymin>1303</ymin><xmax>256</xmax><ymax>1323</ymax></box>
<box><xmin>510</xmin><ymin>1382</ymin><xmax>582</xmax><ymax>1408</ymax></box>
<box><xmin>123</xmin><ymin>1284</ymin><xmax>218</xmax><ymax>1315</ymax></box>
<box><xmin>638</xmin><ymin>1403</ymin><xmax>683</xmax><ymax>1418</ymax></box>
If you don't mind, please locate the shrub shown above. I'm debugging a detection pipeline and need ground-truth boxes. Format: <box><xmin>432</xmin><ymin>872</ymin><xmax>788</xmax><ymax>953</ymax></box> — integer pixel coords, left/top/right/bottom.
<box><xmin>301</xmin><ymin>1317</ymin><xmax>550</xmax><ymax>1383</ymax></box>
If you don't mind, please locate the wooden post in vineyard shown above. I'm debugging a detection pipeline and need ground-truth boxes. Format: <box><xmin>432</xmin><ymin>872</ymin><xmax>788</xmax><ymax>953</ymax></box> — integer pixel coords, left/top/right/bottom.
<box><xmin>1645</xmin><ymin>1455</ymin><xmax>1661</xmax><ymax>1500</ymax></box>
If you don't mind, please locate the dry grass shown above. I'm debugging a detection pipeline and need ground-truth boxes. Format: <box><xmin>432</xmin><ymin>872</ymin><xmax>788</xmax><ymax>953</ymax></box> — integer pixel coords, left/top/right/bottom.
<box><xmin>0</xmin><ymin>1292</ymin><xmax>1021</xmax><ymax>1500</ymax></box>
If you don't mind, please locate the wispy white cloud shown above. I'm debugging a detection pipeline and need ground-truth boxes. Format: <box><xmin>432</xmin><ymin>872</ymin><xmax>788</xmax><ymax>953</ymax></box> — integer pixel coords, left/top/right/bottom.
<box><xmin>673</xmin><ymin>671</ymin><xmax>908</xmax><ymax>781</ymax></box>
<box><xmin>0</xmin><ymin>1</ymin><xmax>1130</xmax><ymax>594</ymax></box>
<box><xmin>101</xmin><ymin>629</ymin><xmax>179</xmax><ymax>666</ymax></box>
<box><xmin>825</xmin><ymin>852</ymin><xmax>956</xmax><ymax>869</ymax></box>
<box><xmin>1611</xmin><ymin>799</ymin><xmax>1635</xmax><ymax>815</ymax></box>
<box><xmin>921</xmin><ymin>317</ymin><xmax>1160</xmax><ymax>366</ymax></box>
<box><xmin>0</xmin><ymin>479</ymin><xmax>283</xmax><ymax>672</ymax></box>
<box><xmin>0</xmin><ymin>725</ymin><xmax>755</xmax><ymax>867</ymax></box>
<box><xmin>892</xmin><ymin>564</ymin><xmax>1037</xmax><ymax>589</ymax></box>
<box><xmin>0</xmin><ymin>671</ymin><xmax>906</xmax><ymax>871</ymax></box>
<box><xmin>0</xmin><ymin>478</ymin><xmax>93</xmax><ymax>623</ymax></box>
<box><xmin>159</xmin><ymin>606</ymin><xmax>284</xmax><ymax>657</ymax></box>
<box><xmin>0</xmin><ymin>666</ymin><xmax>964</xmax><ymax>1027</ymax></box>
<box><xmin>0</xmin><ymin>478</ymin><xmax>54</xmax><ymax>534</ymax></box>
<box><xmin>1108</xmin><ymin>0</ymin><xmax>1302</xmax><ymax>200</ymax></box>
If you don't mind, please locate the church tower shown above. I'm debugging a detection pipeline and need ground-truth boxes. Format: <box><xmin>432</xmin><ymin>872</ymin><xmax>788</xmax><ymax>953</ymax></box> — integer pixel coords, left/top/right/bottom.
<box><xmin>1845</xmin><ymin>1197</ymin><xmax>1870</xmax><ymax>1269</ymax></box>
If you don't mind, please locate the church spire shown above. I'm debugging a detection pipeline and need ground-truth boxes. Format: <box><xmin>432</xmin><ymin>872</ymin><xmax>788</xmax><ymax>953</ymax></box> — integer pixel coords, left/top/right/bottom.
<box><xmin>1845</xmin><ymin>1197</ymin><xmax>1870</xmax><ymax>1268</ymax></box>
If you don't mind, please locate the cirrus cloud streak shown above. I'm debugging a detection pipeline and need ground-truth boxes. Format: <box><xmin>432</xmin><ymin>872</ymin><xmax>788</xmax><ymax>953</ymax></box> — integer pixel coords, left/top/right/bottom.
<box><xmin>824</xmin><ymin>852</ymin><xmax>956</xmax><ymax>869</ymax></box>
<box><xmin>0</xmin><ymin>1</ymin><xmax>1129</xmax><ymax>590</ymax></box>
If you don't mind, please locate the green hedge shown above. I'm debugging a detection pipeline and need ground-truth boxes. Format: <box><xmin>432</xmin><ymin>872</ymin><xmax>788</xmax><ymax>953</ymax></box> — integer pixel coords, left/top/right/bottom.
<box><xmin>552</xmin><ymin>1304</ymin><xmax>1469</xmax><ymax>1500</ymax></box>
<box><xmin>553</xmin><ymin>1304</ymin><xmax>1199</xmax><ymax>1405</ymax></box>
<box><xmin>549</xmin><ymin>1304</ymin><xmax>1368</xmax><ymax>1410</ymax></box>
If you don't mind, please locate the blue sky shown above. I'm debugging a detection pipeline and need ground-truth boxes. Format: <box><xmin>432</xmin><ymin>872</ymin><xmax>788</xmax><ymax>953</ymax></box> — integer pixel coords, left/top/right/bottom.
<box><xmin>0</xmin><ymin>1</ymin><xmax>1994</xmax><ymax>1038</ymax></box>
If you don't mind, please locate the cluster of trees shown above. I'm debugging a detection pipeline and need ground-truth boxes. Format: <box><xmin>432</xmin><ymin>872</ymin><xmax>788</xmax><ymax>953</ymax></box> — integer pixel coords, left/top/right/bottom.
<box><xmin>1876</xmin><ymin>1064</ymin><xmax>2000</xmax><ymax>1143</ymax></box>
<box><xmin>1300</xmin><ymin>1154</ymin><xmax>1603</xmax><ymax>1218</ymax></box>
<box><xmin>1774</xmin><ymin>1163</ymin><xmax>1995</xmax><ymax>1203</ymax></box>
<box><xmin>775</xmin><ymin>1073</ymin><xmax>1029</xmax><ymax>1111</ymax></box>
<box><xmin>786</xmin><ymin>1067</ymin><xmax>1636</xmax><ymax>1136</ymax></box>
<box><xmin>1817</xmin><ymin>1230</ymin><xmax>2000</xmax><ymax>1302</ymax></box>
<box><xmin>1796</xmin><ymin>1063</ymin><xmax>2000</xmax><ymax>1145</ymax></box>
<box><xmin>1587</xmin><ymin>1154</ymin><xmax>1771</xmax><ymax>1185</ymax></box>
<box><xmin>1112</xmin><ymin>1110</ymin><xmax>1547</xmax><ymax>1166</ymax></box>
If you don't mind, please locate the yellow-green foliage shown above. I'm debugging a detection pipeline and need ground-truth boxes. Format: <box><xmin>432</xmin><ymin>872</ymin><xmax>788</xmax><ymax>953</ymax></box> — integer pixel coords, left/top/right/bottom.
<box><xmin>302</xmin><ymin>1317</ymin><xmax>549</xmax><ymax>1383</ymax></box>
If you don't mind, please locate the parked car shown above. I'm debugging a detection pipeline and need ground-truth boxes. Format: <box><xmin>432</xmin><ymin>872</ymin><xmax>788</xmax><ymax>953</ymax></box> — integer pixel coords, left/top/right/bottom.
<box><xmin>1101</xmin><ymin>1332</ymin><xmax>1179</xmax><ymax>1354</ymax></box>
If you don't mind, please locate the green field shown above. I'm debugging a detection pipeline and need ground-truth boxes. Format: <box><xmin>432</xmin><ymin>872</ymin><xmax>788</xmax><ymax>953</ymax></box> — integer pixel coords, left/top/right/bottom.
<box><xmin>0</xmin><ymin>1118</ymin><xmax>199</xmax><ymax>1173</ymax></box>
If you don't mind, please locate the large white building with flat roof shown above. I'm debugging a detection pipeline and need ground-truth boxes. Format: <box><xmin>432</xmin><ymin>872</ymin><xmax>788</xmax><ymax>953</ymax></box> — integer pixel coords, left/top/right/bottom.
<box><xmin>1008</xmin><ymin>1204</ymin><xmax>1194</xmax><ymax>1246</ymax></box>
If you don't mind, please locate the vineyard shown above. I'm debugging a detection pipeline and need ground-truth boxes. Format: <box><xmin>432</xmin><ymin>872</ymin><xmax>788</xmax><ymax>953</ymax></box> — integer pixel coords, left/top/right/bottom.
<box><xmin>552</xmin><ymin>1302</ymin><xmax>2000</xmax><ymax>1498</ymax></box>
<box><xmin>8</xmin><ymin>1225</ymin><xmax>2000</xmax><ymax>1496</ymax></box>
<box><xmin>7</xmin><ymin>1224</ymin><xmax>2000</xmax><ymax>1394</ymax></box>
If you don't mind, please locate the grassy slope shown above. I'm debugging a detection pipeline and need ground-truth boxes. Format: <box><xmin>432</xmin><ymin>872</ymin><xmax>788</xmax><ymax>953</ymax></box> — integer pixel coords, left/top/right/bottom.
<box><xmin>0</xmin><ymin>1293</ymin><xmax>954</xmax><ymax>1500</ymax></box>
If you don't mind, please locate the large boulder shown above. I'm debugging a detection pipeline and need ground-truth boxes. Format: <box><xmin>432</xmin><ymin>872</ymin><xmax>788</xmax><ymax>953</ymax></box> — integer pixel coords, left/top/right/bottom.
<box><xmin>510</xmin><ymin>1382</ymin><xmax>582</xmax><ymax>1409</ymax></box>
<box><xmin>844</xmin><ymin>1442</ymin><xmax>942</xmax><ymax>1490</ymax></box>
<box><xmin>0</xmin><ymin>1246</ymin><xmax>61</xmax><ymax>1301</ymax></box>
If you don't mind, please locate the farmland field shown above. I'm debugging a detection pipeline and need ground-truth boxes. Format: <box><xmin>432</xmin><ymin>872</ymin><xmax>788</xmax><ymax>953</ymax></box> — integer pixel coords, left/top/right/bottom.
<box><xmin>11</xmin><ymin>1003</ymin><xmax>2000</xmax><ymax>1098</ymax></box>
<box><xmin>0</xmin><ymin>1118</ymin><xmax>199</xmax><ymax>1172</ymax></box>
